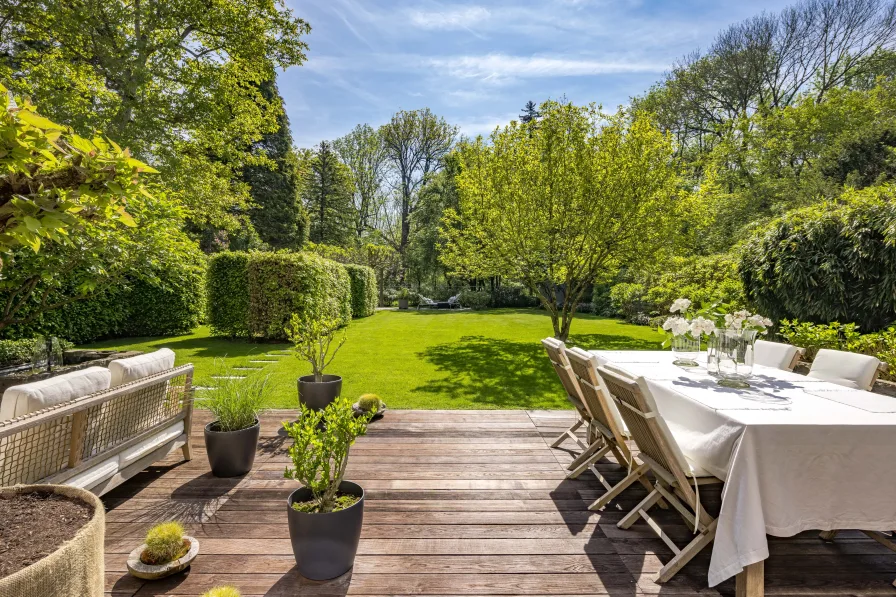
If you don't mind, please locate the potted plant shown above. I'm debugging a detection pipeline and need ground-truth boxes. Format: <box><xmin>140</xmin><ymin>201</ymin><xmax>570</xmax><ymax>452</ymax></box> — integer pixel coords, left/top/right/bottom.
<box><xmin>127</xmin><ymin>521</ymin><xmax>199</xmax><ymax>580</ymax></box>
<box><xmin>0</xmin><ymin>485</ymin><xmax>105</xmax><ymax>597</ymax></box>
<box><xmin>397</xmin><ymin>288</ymin><xmax>410</xmax><ymax>310</ymax></box>
<box><xmin>282</xmin><ymin>396</ymin><xmax>373</xmax><ymax>580</ymax></box>
<box><xmin>202</xmin><ymin>367</ymin><xmax>268</xmax><ymax>477</ymax></box>
<box><xmin>353</xmin><ymin>393</ymin><xmax>386</xmax><ymax>419</ymax></box>
<box><xmin>287</xmin><ymin>311</ymin><xmax>346</xmax><ymax>410</ymax></box>
<box><xmin>202</xmin><ymin>586</ymin><xmax>242</xmax><ymax>597</ymax></box>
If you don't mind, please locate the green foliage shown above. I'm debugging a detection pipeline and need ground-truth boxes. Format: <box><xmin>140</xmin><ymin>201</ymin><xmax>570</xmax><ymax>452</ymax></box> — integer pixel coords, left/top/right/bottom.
<box><xmin>779</xmin><ymin>320</ymin><xmax>896</xmax><ymax>380</ymax></box>
<box><xmin>741</xmin><ymin>186</ymin><xmax>896</xmax><ymax>331</ymax></box>
<box><xmin>301</xmin><ymin>142</ymin><xmax>355</xmax><ymax>247</ymax></box>
<box><xmin>609</xmin><ymin>283</ymin><xmax>647</xmax><ymax>319</ymax></box>
<box><xmin>286</xmin><ymin>309</ymin><xmax>347</xmax><ymax>382</ymax></box>
<box><xmin>344</xmin><ymin>264</ymin><xmax>378</xmax><ymax>318</ymax></box>
<box><xmin>333</xmin><ymin>124</ymin><xmax>388</xmax><ymax>240</ymax></box>
<box><xmin>203</xmin><ymin>364</ymin><xmax>268</xmax><ymax>432</ymax></box>
<box><xmin>142</xmin><ymin>522</ymin><xmax>186</xmax><ymax>565</ymax></box>
<box><xmin>441</xmin><ymin>101</ymin><xmax>680</xmax><ymax>340</ymax></box>
<box><xmin>248</xmin><ymin>252</ymin><xmax>351</xmax><ymax>340</ymax></box>
<box><xmin>0</xmin><ymin>338</ymin><xmax>37</xmax><ymax>367</ymax></box>
<box><xmin>490</xmin><ymin>281</ymin><xmax>538</xmax><ymax>308</ymax></box>
<box><xmin>644</xmin><ymin>254</ymin><xmax>745</xmax><ymax>312</ymax></box>
<box><xmin>207</xmin><ymin>253</ymin><xmax>251</xmax><ymax>338</ymax></box>
<box><xmin>459</xmin><ymin>290</ymin><xmax>490</xmax><ymax>311</ymax></box>
<box><xmin>357</xmin><ymin>393</ymin><xmax>383</xmax><ymax>413</ymax></box>
<box><xmin>201</xmin><ymin>587</ymin><xmax>242</xmax><ymax>597</ymax></box>
<box><xmin>283</xmin><ymin>396</ymin><xmax>371</xmax><ymax>513</ymax></box>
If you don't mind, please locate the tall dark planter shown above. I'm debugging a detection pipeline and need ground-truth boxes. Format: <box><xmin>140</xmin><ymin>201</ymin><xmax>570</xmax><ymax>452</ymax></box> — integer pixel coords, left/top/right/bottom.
<box><xmin>286</xmin><ymin>481</ymin><xmax>364</xmax><ymax>580</ymax></box>
<box><xmin>397</xmin><ymin>298</ymin><xmax>409</xmax><ymax>310</ymax></box>
<box><xmin>297</xmin><ymin>375</ymin><xmax>342</xmax><ymax>410</ymax></box>
<box><xmin>204</xmin><ymin>419</ymin><xmax>260</xmax><ymax>477</ymax></box>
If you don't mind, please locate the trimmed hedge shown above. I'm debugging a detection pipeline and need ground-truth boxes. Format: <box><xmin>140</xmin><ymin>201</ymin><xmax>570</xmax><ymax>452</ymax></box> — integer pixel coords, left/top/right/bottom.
<box><xmin>248</xmin><ymin>252</ymin><xmax>351</xmax><ymax>340</ymax></box>
<box><xmin>207</xmin><ymin>252</ymin><xmax>251</xmax><ymax>337</ymax></box>
<box><xmin>344</xmin><ymin>264</ymin><xmax>378</xmax><ymax>318</ymax></box>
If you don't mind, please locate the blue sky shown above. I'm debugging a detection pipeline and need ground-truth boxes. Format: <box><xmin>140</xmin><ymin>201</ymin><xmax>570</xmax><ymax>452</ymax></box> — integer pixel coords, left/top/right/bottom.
<box><xmin>280</xmin><ymin>0</ymin><xmax>791</xmax><ymax>148</ymax></box>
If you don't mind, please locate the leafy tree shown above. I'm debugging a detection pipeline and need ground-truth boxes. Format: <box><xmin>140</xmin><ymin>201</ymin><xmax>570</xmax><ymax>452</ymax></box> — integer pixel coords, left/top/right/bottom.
<box><xmin>302</xmin><ymin>141</ymin><xmax>354</xmax><ymax>246</ymax></box>
<box><xmin>333</xmin><ymin>124</ymin><xmax>387</xmax><ymax>241</ymax></box>
<box><xmin>406</xmin><ymin>154</ymin><xmax>460</xmax><ymax>291</ymax></box>
<box><xmin>380</xmin><ymin>109</ymin><xmax>456</xmax><ymax>273</ymax></box>
<box><xmin>441</xmin><ymin>102</ymin><xmax>681</xmax><ymax>340</ymax></box>
<box><xmin>242</xmin><ymin>79</ymin><xmax>307</xmax><ymax>249</ymax></box>
<box><xmin>0</xmin><ymin>0</ymin><xmax>311</xmax><ymax>235</ymax></box>
<box><xmin>519</xmin><ymin>100</ymin><xmax>541</xmax><ymax>124</ymax></box>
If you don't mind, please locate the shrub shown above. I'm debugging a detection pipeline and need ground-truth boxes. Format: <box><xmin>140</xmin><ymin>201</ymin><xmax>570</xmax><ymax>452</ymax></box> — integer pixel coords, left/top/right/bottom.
<box><xmin>248</xmin><ymin>252</ymin><xmax>350</xmax><ymax>340</ymax></box>
<box><xmin>778</xmin><ymin>320</ymin><xmax>896</xmax><ymax>380</ymax></box>
<box><xmin>357</xmin><ymin>393</ymin><xmax>383</xmax><ymax>412</ymax></box>
<box><xmin>592</xmin><ymin>283</ymin><xmax>614</xmax><ymax>316</ymax></box>
<box><xmin>283</xmin><ymin>396</ymin><xmax>370</xmax><ymax>513</ymax></box>
<box><xmin>0</xmin><ymin>339</ymin><xmax>38</xmax><ymax>367</ymax></box>
<box><xmin>741</xmin><ymin>188</ymin><xmax>896</xmax><ymax>332</ymax></box>
<box><xmin>491</xmin><ymin>282</ymin><xmax>538</xmax><ymax>308</ymax></box>
<box><xmin>202</xmin><ymin>587</ymin><xmax>241</xmax><ymax>597</ymax></box>
<box><xmin>609</xmin><ymin>283</ymin><xmax>646</xmax><ymax>318</ymax></box>
<box><xmin>645</xmin><ymin>254</ymin><xmax>745</xmax><ymax>312</ymax></box>
<box><xmin>344</xmin><ymin>264</ymin><xmax>378</xmax><ymax>318</ymax></box>
<box><xmin>207</xmin><ymin>252</ymin><xmax>251</xmax><ymax>337</ymax></box>
<box><xmin>203</xmin><ymin>364</ymin><xmax>268</xmax><ymax>432</ymax></box>
<box><xmin>142</xmin><ymin>522</ymin><xmax>187</xmax><ymax>565</ymax></box>
<box><xmin>459</xmin><ymin>290</ymin><xmax>490</xmax><ymax>310</ymax></box>
<box><xmin>286</xmin><ymin>308</ymin><xmax>346</xmax><ymax>382</ymax></box>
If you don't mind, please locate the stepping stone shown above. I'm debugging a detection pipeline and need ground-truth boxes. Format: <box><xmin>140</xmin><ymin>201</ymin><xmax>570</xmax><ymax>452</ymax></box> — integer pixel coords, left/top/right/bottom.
<box><xmin>192</xmin><ymin>386</ymin><xmax>217</xmax><ymax>391</ymax></box>
<box><xmin>264</xmin><ymin>354</ymin><xmax>286</xmax><ymax>358</ymax></box>
<box><xmin>211</xmin><ymin>375</ymin><xmax>246</xmax><ymax>380</ymax></box>
<box><xmin>233</xmin><ymin>366</ymin><xmax>263</xmax><ymax>370</ymax></box>
<box><xmin>249</xmin><ymin>360</ymin><xmax>277</xmax><ymax>363</ymax></box>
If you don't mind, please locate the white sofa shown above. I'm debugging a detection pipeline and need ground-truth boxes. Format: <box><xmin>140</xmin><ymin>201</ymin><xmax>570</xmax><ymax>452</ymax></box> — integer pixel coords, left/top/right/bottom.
<box><xmin>0</xmin><ymin>349</ymin><xmax>193</xmax><ymax>496</ymax></box>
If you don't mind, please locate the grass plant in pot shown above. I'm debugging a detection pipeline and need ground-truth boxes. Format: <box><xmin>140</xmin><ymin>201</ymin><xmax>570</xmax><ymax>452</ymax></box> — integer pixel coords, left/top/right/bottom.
<box><xmin>283</xmin><ymin>396</ymin><xmax>373</xmax><ymax>580</ymax></box>
<box><xmin>287</xmin><ymin>311</ymin><xmax>346</xmax><ymax>410</ymax></box>
<box><xmin>127</xmin><ymin>521</ymin><xmax>199</xmax><ymax>580</ymax></box>
<box><xmin>202</xmin><ymin>366</ymin><xmax>268</xmax><ymax>477</ymax></box>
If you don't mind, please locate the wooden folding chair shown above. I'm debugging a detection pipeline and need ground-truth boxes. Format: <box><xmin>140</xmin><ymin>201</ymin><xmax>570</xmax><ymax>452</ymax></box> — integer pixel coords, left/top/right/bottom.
<box><xmin>541</xmin><ymin>338</ymin><xmax>594</xmax><ymax>460</ymax></box>
<box><xmin>597</xmin><ymin>366</ymin><xmax>722</xmax><ymax>583</ymax></box>
<box><xmin>563</xmin><ymin>347</ymin><xmax>659</xmax><ymax>509</ymax></box>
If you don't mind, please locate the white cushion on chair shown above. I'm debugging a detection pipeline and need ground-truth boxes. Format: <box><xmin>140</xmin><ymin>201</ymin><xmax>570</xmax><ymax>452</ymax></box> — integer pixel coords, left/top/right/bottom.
<box><xmin>754</xmin><ymin>340</ymin><xmax>801</xmax><ymax>371</ymax></box>
<box><xmin>108</xmin><ymin>349</ymin><xmax>175</xmax><ymax>387</ymax></box>
<box><xmin>0</xmin><ymin>366</ymin><xmax>112</xmax><ymax>421</ymax></box>
<box><xmin>118</xmin><ymin>420</ymin><xmax>184</xmax><ymax>469</ymax></box>
<box><xmin>66</xmin><ymin>456</ymin><xmax>119</xmax><ymax>490</ymax></box>
<box><xmin>808</xmin><ymin>348</ymin><xmax>882</xmax><ymax>391</ymax></box>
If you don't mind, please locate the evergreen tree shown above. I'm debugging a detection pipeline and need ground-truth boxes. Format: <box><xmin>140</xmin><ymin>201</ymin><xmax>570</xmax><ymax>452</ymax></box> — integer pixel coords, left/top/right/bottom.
<box><xmin>519</xmin><ymin>100</ymin><xmax>541</xmax><ymax>123</ymax></box>
<box><xmin>302</xmin><ymin>141</ymin><xmax>355</xmax><ymax>246</ymax></box>
<box><xmin>242</xmin><ymin>80</ymin><xmax>308</xmax><ymax>249</ymax></box>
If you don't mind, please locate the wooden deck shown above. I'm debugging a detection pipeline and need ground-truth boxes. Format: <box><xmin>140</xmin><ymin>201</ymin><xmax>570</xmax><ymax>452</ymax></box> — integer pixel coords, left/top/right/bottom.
<box><xmin>103</xmin><ymin>410</ymin><xmax>896</xmax><ymax>596</ymax></box>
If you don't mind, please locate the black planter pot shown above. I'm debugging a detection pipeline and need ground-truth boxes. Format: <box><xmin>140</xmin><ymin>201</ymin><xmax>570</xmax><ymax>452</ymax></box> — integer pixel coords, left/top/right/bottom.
<box><xmin>286</xmin><ymin>481</ymin><xmax>364</xmax><ymax>580</ymax></box>
<box><xmin>397</xmin><ymin>298</ymin><xmax>409</xmax><ymax>309</ymax></box>
<box><xmin>204</xmin><ymin>419</ymin><xmax>260</xmax><ymax>477</ymax></box>
<box><xmin>297</xmin><ymin>374</ymin><xmax>342</xmax><ymax>410</ymax></box>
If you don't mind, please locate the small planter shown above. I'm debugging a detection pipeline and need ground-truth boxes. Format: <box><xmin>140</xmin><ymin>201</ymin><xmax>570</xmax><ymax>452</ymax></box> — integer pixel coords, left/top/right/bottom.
<box><xmin>298</xmin><ymin>374</ymin><xmax>342</xmax><ymax>410</ymax></box>
<box><xmin>397</xmin><ymin>298</ymin><xmax>409</xmax><ymax>310</ymax></box>
<box><xmin>353</xmin><ymin>401</ymin><xmax>387</xmax><ymax>420</ymax></box>
<box><xmin>204</xmin><ymin>419</ymin><xmax>260</xmax><ymax>477</ymax></box>
<box><xmin>126</xmin><ymin>536</ymin><xmax>200</xmax><ymax>580</ymax></box>
<box><xmin>286</xmin><ymin>481</ymin><xmax>364</xmax><ymax>580</ymax></box>
<box><xmin>0</xmin><ymin>485</ymin><xmax>105</xmax><ymax>597</ymax></box>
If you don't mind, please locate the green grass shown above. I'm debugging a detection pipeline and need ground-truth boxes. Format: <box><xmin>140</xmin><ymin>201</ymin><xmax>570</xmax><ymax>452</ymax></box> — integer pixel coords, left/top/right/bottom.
<box><xmin>83</xmin><ymin>308</ymin><xmax>664</xmax><ymax>410</ymax></box>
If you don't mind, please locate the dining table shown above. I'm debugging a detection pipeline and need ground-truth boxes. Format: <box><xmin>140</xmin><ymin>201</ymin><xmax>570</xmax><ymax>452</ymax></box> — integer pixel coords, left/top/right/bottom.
<box><xmin>589</xmin><ymin>349</ymin><xmax>896</xmax><ymax>595</ymax></box>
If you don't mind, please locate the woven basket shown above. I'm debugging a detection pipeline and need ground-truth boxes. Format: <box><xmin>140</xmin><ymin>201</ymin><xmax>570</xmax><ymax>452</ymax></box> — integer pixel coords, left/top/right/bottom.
<box><xmin>0</xmin><ymin>484</ymin><xmax>104</xmax><ymax>597</ymax></box>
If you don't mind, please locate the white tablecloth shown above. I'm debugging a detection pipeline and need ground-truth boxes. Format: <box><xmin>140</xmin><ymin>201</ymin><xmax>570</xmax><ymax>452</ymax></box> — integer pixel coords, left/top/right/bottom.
<box><xmin>590</xmin><ymin>350</ymin><xmax>896</xmax><ymax>586</ymax></box>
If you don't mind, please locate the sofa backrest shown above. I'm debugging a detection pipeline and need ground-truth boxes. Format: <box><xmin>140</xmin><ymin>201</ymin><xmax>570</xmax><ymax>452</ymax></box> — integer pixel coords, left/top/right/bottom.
<box><xmin>109</xmin><ymin>348</ymin><xmax>175</xmax><ymax>387</ymax></box>
<box><xmin>1</xmin><ymin>367</ymin><xmax>112</xmax><ymax>421</ymax></box>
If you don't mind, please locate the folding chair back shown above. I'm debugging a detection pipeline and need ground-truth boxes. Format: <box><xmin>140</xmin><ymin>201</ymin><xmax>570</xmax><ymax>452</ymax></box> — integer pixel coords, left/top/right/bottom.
<box><xmin>808</xmin><ymin>348</ymin><xmax>886</xmax><ymax>391</ymax></box>
<box><xmin>754</xmin><ymin>340</ymin><xmax>803</xmax><ymax>371</ymax></box>
<box><xmin>596</xmin><ymin>366</ymin><xmax>697</xmax><ymax>508</ymax></box>
<box><xmin>564</xmin><ymin>348</ymin><xmax>629</xmax><ymax>457</ymax></box>
<box><xmin>541</xmin><ymin>338</ymin><xmax>588</xmax><ymax>414</ymax></box>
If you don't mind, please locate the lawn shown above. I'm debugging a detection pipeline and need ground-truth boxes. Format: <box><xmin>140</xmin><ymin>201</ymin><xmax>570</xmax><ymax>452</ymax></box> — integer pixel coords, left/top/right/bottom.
<box><xmin>83</xmin><ymin>308</ymin><xmax>664</xmax><ymax>409</ymax></box>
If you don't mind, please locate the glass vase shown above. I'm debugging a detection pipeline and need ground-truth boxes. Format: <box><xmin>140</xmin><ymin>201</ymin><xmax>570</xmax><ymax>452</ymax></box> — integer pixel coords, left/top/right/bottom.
<box><xmin>714</xmin><ymin>329</ymin><xmax>757</xmax><ymax>388</ymax></box>
<box><xmin>671</xmin><ymin>334</ymin><xmax>701</xmax><ymax>367</ymax></box>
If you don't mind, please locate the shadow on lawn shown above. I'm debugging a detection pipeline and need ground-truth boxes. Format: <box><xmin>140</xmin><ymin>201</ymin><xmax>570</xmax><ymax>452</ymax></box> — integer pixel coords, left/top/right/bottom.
<box><xmin>415</xmin><ymin>332</ymin><xmax>659</xmax><ymax>408</ymax></box>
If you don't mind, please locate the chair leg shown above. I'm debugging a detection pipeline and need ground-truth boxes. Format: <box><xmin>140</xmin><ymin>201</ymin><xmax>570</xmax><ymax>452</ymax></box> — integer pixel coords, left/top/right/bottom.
<box><xmin>565</xmin><ymin>436</ymin><xmax>603</xmax><ymax>471</ymax></box>
<box><xmin>618</xmin><ymin>485</ymin><xmax>663</xmax><ymax>529</ymax></box>
<box><xmin>550</xmin><ymin>418</ymin><xmax>584</xmax><ymax>448</ymax></box>
<box><xmin>181</xmin><ymin>440</ymin><xmax>193</xmax><ymax>461</ymax></box>
<box><xmin>818</xmin><ymin>530</ymin><xmax>838</xmax><ymax>542</ymax></box>
<box><xmin>588</xmin><ymin>461</ymin><xmax>650</xmax><ymax>511</ymax></box>
<box><xmin>567</xmin><ymin>443</ymin><xmax>612</xmax><ymax>480</ymax></box>
<box><xmin>655</xmin><ymin>518</ymin><xmax>718</xmax><ymax>583</ymax></box>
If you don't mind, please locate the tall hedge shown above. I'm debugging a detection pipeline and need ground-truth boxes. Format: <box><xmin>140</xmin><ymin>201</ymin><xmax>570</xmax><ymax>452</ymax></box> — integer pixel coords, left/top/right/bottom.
<box><xmin>344</xmin><ymin>264</ymin><xmax>378</xmax><ymax>318</ymax></box>
<box><xmin>207</xmin><ymin>252</ymin><xmax>251</xmax><ymax>337</ymax></box>
<box><xmin>740</xmin><ymin>188</ymin><xmax>896</xmax><ymax>331</ymax></box>
<box><xmin>248</xmin><ymin>252</ymin><xmax>351</xmax><ymax>340</ymax></box>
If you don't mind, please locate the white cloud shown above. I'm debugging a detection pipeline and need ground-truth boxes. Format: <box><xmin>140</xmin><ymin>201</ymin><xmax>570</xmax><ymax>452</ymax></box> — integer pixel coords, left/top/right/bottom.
<box><xmin>430</xmin><ymin>53</ymin><xmax>666</xmax><ymax>81</ymax></box>
<box><xmin>408</xmin><ymin>6</ymin><xmax>490</xmax><ymax>30</ymax></box>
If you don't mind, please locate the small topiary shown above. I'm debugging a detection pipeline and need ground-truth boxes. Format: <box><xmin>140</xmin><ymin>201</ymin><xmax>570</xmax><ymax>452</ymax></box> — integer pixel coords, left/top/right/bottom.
<box><xmin>141</xmin><ymin>522</ymin><xmax>188</xmax><ymax>565</ymax></box>
<box><xmin>357</xmin><ymin>393</ymin><xmax>382</xmax><ymax>413</ymax></box>
<box><xmin>201</xmin><ymin>586</ymin><xmax>242</xmax><ymax>597</ymax></box>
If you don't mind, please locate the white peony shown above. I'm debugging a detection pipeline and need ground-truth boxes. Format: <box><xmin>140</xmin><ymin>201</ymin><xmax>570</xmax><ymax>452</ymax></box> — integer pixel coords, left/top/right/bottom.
<box><xmin>663</xmin><ymin>316</ymin><xmax>690</xmax><ymax>336</ymax></box>
<box><xmin>689</xmin><ymin>316</ymin><xmax>716</xmax><ymax>337</ymax></box>
<box><xmin>670</xmin><ymin>298</ymin><xmax>692</xmax><ymax>314</ymax></box>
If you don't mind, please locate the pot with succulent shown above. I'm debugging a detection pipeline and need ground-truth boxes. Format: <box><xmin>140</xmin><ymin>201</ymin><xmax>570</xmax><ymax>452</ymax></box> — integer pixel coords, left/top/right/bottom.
<box><xmin>203</xmin><ymin>364</ymin><xmax>268</xmax><ymax>477</ymax></box>
<box><xmin>287</xmin><ymin>311</ymin><xmax>347</xmax><ymax>410</ymax></box>
<box><xmin>397</xmin><ymin>288</ymin><xmax>410</xmax><ymax>310</ymax></box>
<box><xmin>283</xmin><ymin>396</ymin><xmax>373</xmax><ymax>580</ymax></box>
<box><xmin>127</xmin><ymin>521</ymin><xmax>199</xmax><ymax>580</ymax></box>
<box><xmin>353</xmin><ymin>393</ymin><xmax>386</xmax><ymax>419</ymax></box>
<box><xmin>202</xmin><ymin>586</ymin><xmax>242</xmax><ymax>597</ymax></box>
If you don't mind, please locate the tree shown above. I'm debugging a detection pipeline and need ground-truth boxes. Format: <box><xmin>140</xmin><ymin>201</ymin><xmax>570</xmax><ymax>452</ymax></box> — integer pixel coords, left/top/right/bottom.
<box><xmin>333</xmin><ymin>124</ymin><xmax>387</xmax><ymax>241</ymax></box>
<box><xmin>302</xmin><ymin>141</ymin><xmax>354</xmax><ymax>246</ymax></box>
<box><xmin>519</xmin><ymin>101</ymin><xmax>541</xmax><ymax>124</ymax></box>
<box><xmin>441</xmin><ymin>102</ymin><xmax>681</xmax><ymax>340</ymax></box>
<box><xmin>242</xmin><ymin>79</ymin><xmax>307</xmax><ymax>249</ymax></box>
<box><xmin>0</xmin><ymin>0</ymin><xmax>311</xmax><ymax>236</ymax></box>
<box><xmin>380</xmin><ymin>109</ymin><xmax>456</xmax><ymax>274</ymax></box>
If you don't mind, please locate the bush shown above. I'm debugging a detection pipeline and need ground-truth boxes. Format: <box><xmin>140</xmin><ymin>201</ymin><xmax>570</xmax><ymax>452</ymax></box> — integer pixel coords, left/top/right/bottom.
<box><xmin>207</xmin><ymin>252</ymin><xmax>251</xmax><ymax>337</ymax></box>
<box><xmin>142</xmin><ymin>522</ymin><xmax>187</xmax><ymax>565</ymax></box>
<box><xmin>0</xmin><ymin>339</ymin><xmax>38</xmax><ymax>367</ymax></box>
<box><xmin>344</xmin><ymin>264</ymin><xmax>378</xmax><ymax>318</ymax></box>
<box><xmin>248</xmin><ymin>252</ymin><xmax>351</xmax><ymax>340</ymax></box>
<box><xmin>741</xmin><ymin>188</ymin><xmax>896</xmax><ymax>331</ymax></box>
<box><xmin>491</xmin><ymin>282</ymin><xmax>538</xmax><ymax>308</ymax></box>
<box><xmin>645</xmin><ymin>254</ymin><xmax>745</xmax><ymax>312</ymax></box>
<box><xmin>592</xmin><ymin>283</ymin><xmax>614</xmax><ymax>317</ymax></box>
<box><xmin>459</xmin><ymin>290</ymin><xmax>490</xmax><ymax>310</ymax></box>
<box><xmin>779</xmin><ymin>319</ymin><xmax>896</xmax><ymax>380</ymax></box>
<box><xmin>609</xmin><ymin>283</ymin><xmax>647</xmax><ymax>318</ymax></box>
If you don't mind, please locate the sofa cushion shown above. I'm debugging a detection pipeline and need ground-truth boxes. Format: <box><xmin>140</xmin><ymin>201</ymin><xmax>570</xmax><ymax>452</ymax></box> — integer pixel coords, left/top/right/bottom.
<box><xmin>109</xmin><ymin>349</ymin><xmax>175</xmax><ymax>387</ymax></box>
<box><xmin>66</xmin><ymin>456</ymin><xmax>119</xmax><ymax>490</ymax></box>
<box><xmin>118</xmin><ymin>420</ymin><xmax>185</xmax><ymax>469</ymax></box>
<box><xmin>0</xmin><ymin>366</ymin><xmax>112</xmax><ymax>421</ymax></box>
